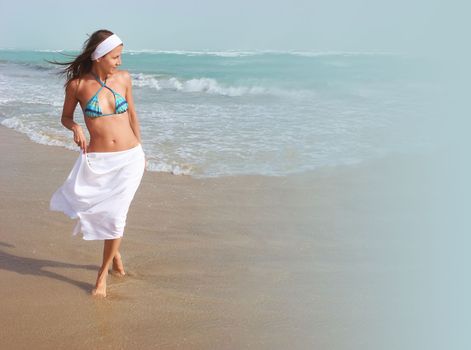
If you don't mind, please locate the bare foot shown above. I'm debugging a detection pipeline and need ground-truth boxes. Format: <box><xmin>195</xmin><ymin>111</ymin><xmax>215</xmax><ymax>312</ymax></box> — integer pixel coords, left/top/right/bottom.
<box><xmin>91</xmin><ymin>268</ymin><xmax>107</xmax><ymax>297</ymax></box>
<box><xmin>112</xmin><ymin>252</ymin><xmax>126</xmax><ymax>277</ymax></box>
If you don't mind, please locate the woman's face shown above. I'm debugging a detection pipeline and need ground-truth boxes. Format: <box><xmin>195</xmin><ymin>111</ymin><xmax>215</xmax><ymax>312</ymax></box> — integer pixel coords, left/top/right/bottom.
<box><xmin>98</xmin><ymin>44</ymin><xmax>123</xmax><ymax>73</ymax></box>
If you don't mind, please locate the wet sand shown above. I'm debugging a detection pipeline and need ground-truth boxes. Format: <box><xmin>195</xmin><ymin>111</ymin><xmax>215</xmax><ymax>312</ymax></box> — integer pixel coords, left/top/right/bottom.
<box><xmin>0</xmin><ymin>125</ymin><xmax>437</xmax><ymax>349</ymax></box>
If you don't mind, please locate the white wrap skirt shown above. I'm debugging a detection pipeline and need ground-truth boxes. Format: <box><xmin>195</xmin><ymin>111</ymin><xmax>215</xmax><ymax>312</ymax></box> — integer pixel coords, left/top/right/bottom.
<box><xmin>50</xmin><ymin>143</ymin><xmax>145</xmax><ymax>240</ymax></box>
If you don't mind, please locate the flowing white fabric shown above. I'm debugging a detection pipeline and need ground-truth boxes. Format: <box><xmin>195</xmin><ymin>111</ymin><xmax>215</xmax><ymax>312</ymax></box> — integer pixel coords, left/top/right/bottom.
<box><xmin>50</xmin><ymin>144</ymin><xmax>145</xmax><ymax>240</ymax></box>
<box><xmin>91</xmin><ymin>34</ymin><xmax>123</xmax><ymax>61</ymax></box>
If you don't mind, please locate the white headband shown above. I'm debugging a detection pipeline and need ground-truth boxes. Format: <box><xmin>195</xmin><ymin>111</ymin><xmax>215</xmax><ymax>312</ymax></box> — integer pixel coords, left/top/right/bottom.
<box><xmin>91</xmin><ymin>34</ymin><xmax>123</xmax><ymax>61</ymax></box>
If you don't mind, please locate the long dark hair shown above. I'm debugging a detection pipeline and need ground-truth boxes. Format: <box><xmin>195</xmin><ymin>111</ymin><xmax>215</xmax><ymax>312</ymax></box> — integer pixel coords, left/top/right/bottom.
<box><xmin>46</xmin><ymin>29</ymin><xmax>114</xmax><ymax>88</ymax></box>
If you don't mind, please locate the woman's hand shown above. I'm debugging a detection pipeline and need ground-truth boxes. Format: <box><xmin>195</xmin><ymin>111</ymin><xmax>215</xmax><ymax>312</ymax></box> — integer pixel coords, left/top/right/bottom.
<box><xmin>72</xmin><ymin>125</ymin><xmax>87</xmax><ymax>153</ymax></box>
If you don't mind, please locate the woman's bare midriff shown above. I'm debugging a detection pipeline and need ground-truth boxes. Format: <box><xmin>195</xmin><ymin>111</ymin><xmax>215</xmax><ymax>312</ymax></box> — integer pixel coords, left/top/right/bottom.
<box><xmin>84</xmin><ymin>112</ymin><xmax>140</xmax><ymax>153</ymax></box>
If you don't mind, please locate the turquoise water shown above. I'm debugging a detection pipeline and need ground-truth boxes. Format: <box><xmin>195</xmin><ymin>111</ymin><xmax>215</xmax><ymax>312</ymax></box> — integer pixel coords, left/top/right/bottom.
<box><xmin>0</xmin><ymin>49</ymin><xmax>433</xmax><ymax>178</ymax></box>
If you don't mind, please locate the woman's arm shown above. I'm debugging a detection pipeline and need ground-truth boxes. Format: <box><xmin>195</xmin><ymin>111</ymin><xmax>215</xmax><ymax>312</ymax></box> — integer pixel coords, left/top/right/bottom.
<box><xmin>124</xmin><ymin>71</ymin><xmax>142</xmax><ymax>143</ymax></box>
<box><xmin>61</xmin><ymin>79</ymin><xmax>87</xmax><ymax>152</ymax></box>
<box><xmin>61</xmin><ymin>79</ymin><xmax>79</xmax><ymax>130</ymax></box>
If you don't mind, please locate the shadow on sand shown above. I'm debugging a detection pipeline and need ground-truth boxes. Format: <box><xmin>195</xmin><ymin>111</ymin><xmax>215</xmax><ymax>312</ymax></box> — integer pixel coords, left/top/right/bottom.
<box><xmin>0</xmin><ymin>241</ymin><xmax>98</xmax><ymax>293</ymax></box>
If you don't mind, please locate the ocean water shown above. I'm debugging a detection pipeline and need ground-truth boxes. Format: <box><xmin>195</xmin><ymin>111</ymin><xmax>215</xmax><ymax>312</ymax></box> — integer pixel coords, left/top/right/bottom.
<box><xmin>0</xmin><ymin>49</ymin><xmax>435</xmax><ymax>178</ymax></box>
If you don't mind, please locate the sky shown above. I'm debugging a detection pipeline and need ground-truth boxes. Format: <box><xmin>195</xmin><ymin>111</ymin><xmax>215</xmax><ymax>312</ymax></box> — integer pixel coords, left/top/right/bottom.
<box><xmin>0</xmin><ymin>0</ymin><xmax>464</xmax><ymax>53</ymax></box>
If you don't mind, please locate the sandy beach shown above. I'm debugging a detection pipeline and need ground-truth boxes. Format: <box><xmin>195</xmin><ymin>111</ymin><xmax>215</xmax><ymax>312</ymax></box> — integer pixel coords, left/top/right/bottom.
<box><xmin>0</xmin><ymin>125</ymin><xmax>439</xmax><ymax>349</ymax></box>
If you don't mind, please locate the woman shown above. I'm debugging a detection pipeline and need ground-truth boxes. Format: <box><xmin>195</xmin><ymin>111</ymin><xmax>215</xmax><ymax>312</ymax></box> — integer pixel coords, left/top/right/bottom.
<box><xmin>49</xmin><ymin>29</ymin><xmax>145</xmax><ymax>298</ymax></box>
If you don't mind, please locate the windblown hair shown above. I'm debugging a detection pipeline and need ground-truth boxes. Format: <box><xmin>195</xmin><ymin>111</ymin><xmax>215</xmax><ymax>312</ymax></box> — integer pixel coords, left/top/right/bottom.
<box><xmin>46</xmin><ymin>29</ymin><xmax>114</xmax><ymax>88</ymax></box>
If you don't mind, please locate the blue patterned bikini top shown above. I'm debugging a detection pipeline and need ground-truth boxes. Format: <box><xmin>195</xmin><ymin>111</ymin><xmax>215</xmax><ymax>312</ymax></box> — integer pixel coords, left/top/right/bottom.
<box><xmin>84</xmin><ymin>72</ymin><xmax>129</xmax><ymax>117</ymax></box>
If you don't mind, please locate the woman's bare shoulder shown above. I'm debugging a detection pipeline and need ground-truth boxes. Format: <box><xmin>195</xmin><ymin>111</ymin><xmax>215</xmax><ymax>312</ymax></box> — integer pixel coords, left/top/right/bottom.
<box><xmin>65</xmin><ymin>77</ymin><xmax>78</xmax><ymax>89</ymax></box>
<box><xmin>65</xmin><ymin>78</ymin><xmax>81</xmax><ymax>96</ymax></box>
<box><xmin>69</xmin><ymin>74</ymin><xmax>94</xmax><ymax>87</ymax></box>
<box><xmin>114</xmin><ymin>69</ymin><xmax>131</xmax><ymax>82</ymax></box>
<box><xmin>66</xmin><ymin>75</ymin><xmax>91</xmax><ymax>99</ymax></box>
<box><xmin>109</xmin><ymin>70</ymin><xmax>130</xmax><ymax>91</ymax></box>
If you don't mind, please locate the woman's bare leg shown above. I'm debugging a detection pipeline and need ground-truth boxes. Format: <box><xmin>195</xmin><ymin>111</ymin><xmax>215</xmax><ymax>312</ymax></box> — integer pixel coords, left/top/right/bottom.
<box><xmin>112</xmin><ymin>250</ymin><xmax>126</xmax><ymax>276</ymax></box>
<box><xmin>92</xmin><ymin>237</ymin><xmax>122</xmax><ymax>297</ymax></box>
